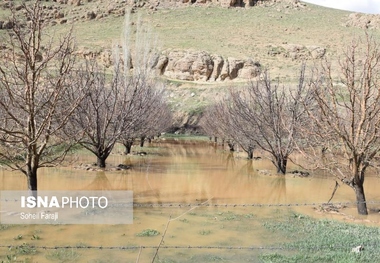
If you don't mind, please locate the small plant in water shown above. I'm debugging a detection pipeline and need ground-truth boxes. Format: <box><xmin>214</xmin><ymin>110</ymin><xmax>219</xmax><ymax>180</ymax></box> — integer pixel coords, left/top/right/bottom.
<box><xmin>13</xmin><ymin>234</ymin><xmax>23</xmax><ymax>240</ymax></box>
<box><xmin>136</xmin><ymin>229</ymin><xmax>160</xmax><ymax>237</ymax></box>
<box><xmin>244</xmin><ymin>213</ymin><xmax>255</xmax><ymax>219</ymax></box>
<box><xmin>199</xmin><ymin>229</ymin><xmax>212</xmax><ymax>235</ymax></box>
<box><xmin>220</xmin><ymin>211</ymin><xmax>239</xmax><ymax>221</ymax></box>
<box><xmin>0</xmin><ymin>224</ymin><xmax>12</xmax><ymax>231</ymax></box>
<box><xmin>31</xmin><ymin>234</ymin><xmax>40</xmax><ymax>240</ymax></box>
<box><xmin>179</xmin><ymin>218</ymin><xmax>189</xmax><ymax>223</ymax></box>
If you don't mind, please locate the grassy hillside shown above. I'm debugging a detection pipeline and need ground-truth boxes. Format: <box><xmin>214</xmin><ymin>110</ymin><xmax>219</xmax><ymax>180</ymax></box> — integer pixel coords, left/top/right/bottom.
<box><xmin>55</xmin><ymin>1</ymin><xmax>377</xmax><ymax>77</ymax></box>
<box><xmin>38</xmin><ymin>1</ymin><xmax>377</xmax><ymax>77</ymax></box>
<box><xmin>1</xmin><ymin>0</ymin><xmax>379</xmax><ymax>124</ymax></box>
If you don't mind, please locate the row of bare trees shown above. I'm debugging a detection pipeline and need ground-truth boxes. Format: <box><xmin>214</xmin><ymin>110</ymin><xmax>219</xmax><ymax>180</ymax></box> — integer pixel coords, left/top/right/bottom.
<box><xmin>202</xmin><ymin>35</ymin><xmax>380</xmax><ymax>215</ymax></box>
<box><xmin>0</xmin><ymin>3</ymin><xmax>171</xmax><ymax>190</ymax></box>
<box><xmin>202</xmin><ymin>66</ymin><xmax>310</xmax><ymax>174</ymax></box>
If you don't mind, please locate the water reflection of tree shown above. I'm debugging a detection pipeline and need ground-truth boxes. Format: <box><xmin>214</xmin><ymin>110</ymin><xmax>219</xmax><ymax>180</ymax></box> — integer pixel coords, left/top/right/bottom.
<box><xmin>83</xmin><ymin>171</ymin><xmax>113</xmax><ymax>190</ymax></box>
<box><xmin>226</xmin><ymin>151</ymin><xmax>236</xmax><ymax>170</ymax></box>
<box><xmin>129</xmin><ymin>141</ymin><xmax>289</xmax><ymax>206</ymax></box>
<box><xmin>225</xmin><ymin>159</ymin><xmax>287</xmax><ymax>205</ymax></box>
<box><xmin>268</xmin><ymin>176</ymin><xmax>287</xmax><ymax>204</ymax></box>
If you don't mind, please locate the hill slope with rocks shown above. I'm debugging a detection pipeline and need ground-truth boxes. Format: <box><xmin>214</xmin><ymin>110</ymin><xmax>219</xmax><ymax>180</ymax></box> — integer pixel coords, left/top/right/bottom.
<box><xmin>1</xmin><ymin>0</ymin><xmax>380</xmax><ymax>132</ymax></box>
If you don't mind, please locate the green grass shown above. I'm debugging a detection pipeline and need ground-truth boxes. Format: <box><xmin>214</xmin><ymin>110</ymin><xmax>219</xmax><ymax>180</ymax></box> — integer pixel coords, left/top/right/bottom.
<box><xmin>12</xmin><ymin>243</ymin><xmax>37</xmax><ymax>256</ymax></box>
<box><xmin>260</xmin><ymin>213</ymin><xmax>380</xmax><ymax>262</ymax></box>
<box><xmin>45</xmin><ymin>248</ymin><xmax>81</xmax><ymax>262</ymax></box>
<box><xmin>136</xmin><ymin>229</ymin><xmax>160</xmax><ymax>237</ymax></box>
<box><xmin>198</xmin><ymin>229</ymin><xmax>212</xmax><ymax>236</ymax></box>
<box><xmin>161</xmin><ymin>133</ymin><xmax>210</xmax><ymax>141</ymax></box>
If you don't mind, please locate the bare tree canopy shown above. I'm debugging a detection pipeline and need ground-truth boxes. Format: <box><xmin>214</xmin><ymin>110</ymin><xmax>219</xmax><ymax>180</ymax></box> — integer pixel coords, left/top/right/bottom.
<box><xmin>119</xmin><ymin>82</ymin><xmax>172</xmax><ymax>154</ymax></box>
<box><xmin>68</xmin><ymin>10</ymin><xmax>172</xmax><ymax>166</ymax></box>
<box><xmin>202</xmin><ymin>66</ymin><xmax>309</xmax><ymax>173</ymax></box>
<box><xmin>0</xmin><ymin>2</ymin><xmax>84</xmax><ymax>190</ymax></box>
<box><xmin>66</xmin><ymin>61</ymin><xmax>133</xmax><ymax>168</ymax></box>
<box><xmin>300</xmin><ymin>34</ymin><xmax>380</xmax><ymax>215</ymax></box>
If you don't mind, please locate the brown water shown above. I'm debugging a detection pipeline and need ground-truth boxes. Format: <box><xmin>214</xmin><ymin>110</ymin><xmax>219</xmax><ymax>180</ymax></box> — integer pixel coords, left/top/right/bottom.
<box><xmin>1</xmin><ymin>139</ymin><xmax>380</xmax><ymax>262</ymax></box>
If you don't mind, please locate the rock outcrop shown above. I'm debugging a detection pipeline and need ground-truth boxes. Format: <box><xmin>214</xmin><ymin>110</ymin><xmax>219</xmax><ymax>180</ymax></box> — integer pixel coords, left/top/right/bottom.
<box><xmin>157</xmin><ymin>49</ymin><xmax>261</xmax><ymax>81</ymax></box>
<box><xmin>268</xmin><ymin>44</ymin><xmax>326</xmax><ymax>60</ymax></box>
<box><xmin>72</xmin><ymin>48</ymin><xmax>261</xmax><ymax>82</ymax></box>
<box><xmin>345</xmin><ymin>13</ymin><xmax>380</xmax><ymax>29</ymax></box>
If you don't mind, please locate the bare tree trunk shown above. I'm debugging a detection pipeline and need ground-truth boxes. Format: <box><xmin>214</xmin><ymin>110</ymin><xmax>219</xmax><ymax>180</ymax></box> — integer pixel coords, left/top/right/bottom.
<box><xmin>275</xmin><ymin>155</ymin><xmax>287</xmax><ymax>175</ymax></box>
<box><xmin>247</xmin><ymin>147</ymin><xmax>254</xmax><ymax>160</ymax></box>
<box><xmin>140</xmin><ymin>136</ymin><xmax>146</xmax><ymax>147</ymax></box>
<box><xmin>26</xmin><ymin>169</ymin><xmax>38</xmax><ymax>191</ymax></box>
<box><xmin>228</xmin><ymin>142</ymin><xmax>235</xmax><ymax>152</ymax></box>
<box><xmin>354</xmin><ymin>183</ymin><xmax>368</xmax><ymax>215</ymax></box>
<box><xmin>123</xmin><ymin>139</ymin><xmax>134</xmax><ymax>154</ymax></box>
<box><xmin>97</xmin><ymin>157</ymin><xmax>107</xmax><ymax>168</ymax></box>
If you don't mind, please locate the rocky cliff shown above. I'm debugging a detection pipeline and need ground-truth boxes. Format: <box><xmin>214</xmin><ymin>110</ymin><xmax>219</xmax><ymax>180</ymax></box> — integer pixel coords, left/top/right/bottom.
<box><xmin>154</xmin><ymin>49</ymin><xmax>261</xmax><ymax>81</ymax></box>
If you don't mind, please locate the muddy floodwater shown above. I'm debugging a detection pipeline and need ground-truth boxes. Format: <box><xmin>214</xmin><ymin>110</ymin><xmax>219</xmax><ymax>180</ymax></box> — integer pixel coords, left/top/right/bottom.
<box><xmin>1</xmin><ymin>139</ymin><xmax>380</xmax><ymax>262</ymax></box>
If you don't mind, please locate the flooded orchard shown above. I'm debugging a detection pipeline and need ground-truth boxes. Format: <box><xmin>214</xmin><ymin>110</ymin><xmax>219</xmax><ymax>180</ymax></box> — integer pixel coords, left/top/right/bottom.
<box><xmin>1</xmin><ymin>138</ymin><xmax>380</xmax><ymax>262</ymax></box>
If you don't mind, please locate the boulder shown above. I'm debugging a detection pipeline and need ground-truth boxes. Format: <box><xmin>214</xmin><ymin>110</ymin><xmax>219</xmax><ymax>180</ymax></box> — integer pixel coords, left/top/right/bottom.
<box><xmin>117</xmin><ymin>164</ymin><xmax>131</xmax><ymax>170</ymax></box>
<box><xmin>351</xmin><ymin>245</ymin><xmax>364</xmax><ymax>254</ymax></box>
<box><xmin>228</xmin><ymin>57</ymin><xmax>244</xmax><ymax>79</ymax></box>
<box><xmin>99</xmin><ymin>49</ymin><xmax>113</xmax><ymax>68</ymax></box>
<box><xmin>163</xmin><ymin>50</ymin><xmax>213</xmax><ymax>81</ymax></box>
<box><xmin>238</xmin><ymin>58</ymin><xmax>261</xmax><ymax>79</ymax></box>
<box><xmin>219</xmin><ymin>58</ymin><xmax>230</xmax><ymax>80</ymax></box>
<box><xmin>345</xmin><ymin>13</ymin><xmax>380</xmax><ymax>29</ymax></box>
<box><xmin>165</xmin><ymin>50</ymin><xmax>193</xmax><ymax>80</ymax></box>
<box><xmin>87</xmin><ymin>11</ymin><xmax>96</xmax><ymax>20</ymax></box>
<box><xmin>220</xmin><ymin>0</ymin><xmax>254</xmax><ymax>8</ymax></box>
<box><xmin>210</xmin><ymin>54</ymin><xmax>224</xmax><ymax>81</ymax></box>
<box><xmin>151</xmin><ymin>54</ymin><xmax>169</xmax><ymax>75</ymax></box>
<box><xmin>55</xmin><ymin>12</ymin><xmax>65</xmax><ymax>19</ymax></box>
<box><xmin>308</xmin><ymin>46</ymin><xmax>326</xmax><ymax>59</ymax></box>
<box><xmin>68</xmin><ymin>0</ymin><xmax>81</xmax><ymax>6</ymax></box>
<box><xmin>191</xmin><ymin>51</ymin><xmax>213</xmax><ymax>81</ymax></box>
<box><xmin>279</xmin><ymin>44</ymin><xmax>326</xmax><ymax>60</ymax></box>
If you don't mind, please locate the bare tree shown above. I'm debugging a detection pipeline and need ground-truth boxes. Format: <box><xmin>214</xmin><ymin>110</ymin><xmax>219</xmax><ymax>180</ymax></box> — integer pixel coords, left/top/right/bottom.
<box><xmin>230</xmin><ymin>67</ymin><xmax>309</xmax><ymax>173</ymax></box>
<box><xmin>200</xmin><ymin>104</ymin><xmax>226</xmax><ymax>145</ymax></box>
<box><xmin>0</xmin><ymin>2</ymin><xmax>83</xmax><ymax>190</ymax></box>
<box><xmin>69</xmin><ymin>11</ymin><xmax>171</xmax><ymax>165</ymax></box>
<box><xmin>119</xmin><ymin>80</ymin><xmax>172</xmax><ymax>154</ymax></box>
<box><xmin>301</xmin><ymin>35</ymin><xmax>380</xmax><ymax>215</ymax></box>
<box><xmin>67</xmin><ymin>60</ymin><xmax>139</xmax><ymax>168</ymax></box>
<box><xmin>204</xmin><ymin>66</ymin><xmax>309</xmax><ymax>173</ymax></box>
<box><xmin>201</xmin><ymin>103</ymin><xmax>234</xmax><ymax>149</ymax></box>
<box><xmin>201</xmin><ymin>100</ymin><xmax>255</xmax><ymax>157</ymax></box>
<box><xmin>118</xmin><ymin>11</ymin><xmax>171</xmax><ymax>155</ymax></box>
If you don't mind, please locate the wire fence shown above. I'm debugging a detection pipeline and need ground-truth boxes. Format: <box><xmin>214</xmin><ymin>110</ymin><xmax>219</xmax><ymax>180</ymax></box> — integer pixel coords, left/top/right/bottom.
<box><xmin>1</xmin><ymin>243</ymin><xmax>379</xmax><ymax>251</ymax></box>
<box><xmin>1</xmin><ymin>199</ymin><xmax>379</xmax><ymax>207</ymax></box>
<box><xmin>132</xmin><ymin>200</ymin><xmax>380</xmax><ymax>207</ymax></box>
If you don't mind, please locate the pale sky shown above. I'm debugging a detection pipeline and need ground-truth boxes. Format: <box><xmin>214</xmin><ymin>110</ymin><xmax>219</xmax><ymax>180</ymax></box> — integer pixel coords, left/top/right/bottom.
<box><xmin>302</xmin><ymin>0</ymin><xmax>380</xmax><ymax>14</ymax></box>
